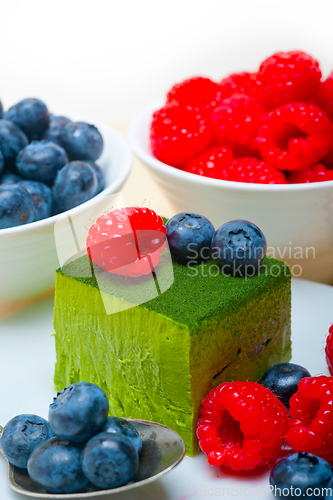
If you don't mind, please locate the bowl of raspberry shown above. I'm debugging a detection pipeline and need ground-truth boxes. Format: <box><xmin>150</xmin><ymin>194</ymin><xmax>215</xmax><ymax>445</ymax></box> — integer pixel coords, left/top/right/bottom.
<box><xmin>0</xmin><ymin>98</ymin><xmax>132</xmax><ymax>310</ymax></box>
<box><xmin>129</xmin><ymin>51</ymin><xmax>333</xmax><ymax>284</ymax></box>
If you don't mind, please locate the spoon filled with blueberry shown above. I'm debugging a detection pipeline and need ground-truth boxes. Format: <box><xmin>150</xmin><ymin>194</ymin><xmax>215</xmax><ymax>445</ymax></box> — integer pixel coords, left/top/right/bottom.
<box><xmin>0</xmin><ymin>382</ymin><xmax>185</xmax><ymax>497</ymax></box>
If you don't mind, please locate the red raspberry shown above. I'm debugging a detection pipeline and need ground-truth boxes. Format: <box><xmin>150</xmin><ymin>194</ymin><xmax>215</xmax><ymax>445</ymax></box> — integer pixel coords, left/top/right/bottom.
<box><xmin>286</xmin><ymin>376</ymin><xmax>333</xmax><ymax>463</ymax></box>
<box><xmin>259</xmin><ymin>50</ymin><xmax>321</xmax><ymax>108</ymax></box>
<box><xmin>183</xmin><ymin>146</ymin><xmax>234</xmax><ymax>179</ymax></box>
<box><xmin>220</xmin><ymin>157</ymin><xmax>287</xmax><ymax>184</ymax></box>
<box><xmin>150</xmin><ymin>103</ymin><xmax>212</xmax><ymax>167</ymax></box>
<box><xmin>313</xmin><ymin>71</ymin><xmax>333</xmax><ymax>122</ymax></box>
<box><xmin>257</xmin><ymin>103</ymin><xmax>332</xmax><ymax>171</ymax></box>
<box><xmin>166</xmin><ymin>76</ymin><xmax>222</xmax><ymax>115</ymax></box>
<box><xmin>197</xmin><ymin>381</ymin><xmax>288</xmax><ymax>471</ymax></box>
<box><xmin>288</xmin><ymin>163</ymin><xmax>333</xmax><ymax>183</ymax></box>
<box><xmin>325</xmin><ymin>325</ymin><xmax>333</xmax><ymax>376</ymax></box>
<box><xmin>211</xmin><ymin>94</ymin><xmax>268</xmax><ymax>156</ymax></box>
<box><xmin>219</xmin><ymin>72</ymin><xmax>263</xmax><ymax>99</ymax></box>
<box><xmin>86</xmin><ymin>207</ymin><xmax>166</xmax><ymax>278</ymax></box>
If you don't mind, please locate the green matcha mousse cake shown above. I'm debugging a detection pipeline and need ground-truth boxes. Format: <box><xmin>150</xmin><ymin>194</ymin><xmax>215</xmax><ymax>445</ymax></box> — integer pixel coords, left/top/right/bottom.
<box><xmin>53</xmin><ymin>254</ymin><xmax>291</xmax><ymax>456</ymax></box>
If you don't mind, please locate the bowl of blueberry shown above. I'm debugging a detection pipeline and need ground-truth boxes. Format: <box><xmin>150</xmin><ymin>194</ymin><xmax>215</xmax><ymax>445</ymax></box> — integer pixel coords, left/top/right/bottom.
<box><xmin>0</xmin><ymin>97</ymin><xmax>132</xmax><ymax>307</ymax></box>
<box><xmin>129</xmin><ymin>50</ymin><xmax>333</xmax><ymax>284</ymax></box>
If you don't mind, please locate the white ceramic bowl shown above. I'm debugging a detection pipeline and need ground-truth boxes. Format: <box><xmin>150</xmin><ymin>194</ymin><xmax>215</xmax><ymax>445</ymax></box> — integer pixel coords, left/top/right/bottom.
<box><xmin>0</xmin><ymin>116</ymin><xmax>132</xmax><ymax>305</ymax></box>
<box><xmin>129</xmin><ymin>101</ymin><xmax>333</xmax><ymax>284</ymax></box>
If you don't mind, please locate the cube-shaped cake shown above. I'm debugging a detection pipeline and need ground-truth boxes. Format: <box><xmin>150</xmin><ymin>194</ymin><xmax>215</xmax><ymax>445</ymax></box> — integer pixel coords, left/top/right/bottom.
<box><xmin>53</xmin><ymin>254</ymin><xmax>291</xmax><ymax>455</ymax></box>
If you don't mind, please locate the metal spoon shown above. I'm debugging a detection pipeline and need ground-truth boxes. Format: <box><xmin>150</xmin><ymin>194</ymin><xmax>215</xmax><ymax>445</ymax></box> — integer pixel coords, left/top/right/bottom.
<box><xmin>0</xmin><ymin>419</ymin><xmax>186</xmax><ymax>498</ymax></box>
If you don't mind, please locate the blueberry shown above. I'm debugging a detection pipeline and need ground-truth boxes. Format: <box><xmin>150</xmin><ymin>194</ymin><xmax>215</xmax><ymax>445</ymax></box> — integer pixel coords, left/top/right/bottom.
<box><xmin>0</xmin><ymin>149</ymin><xmax>4</xmax><ymax>177</ymax></box>
<box><xmin>81</xmin><ymin>432</ymin><xmax>139</xmax><ymax>489</ymax></box>
<box><xmin>0</xmin><ymin>100</ymin><xmax>3</xmax><ymax>119</ymax></box>
<box><xmin>0</xmin><ymin>119</ymin><xmax>29</xmax><ymax>170</ymax></box>
<box><xmin>86</xmin><ymin>161</ymin><xmax>105</xmax><ymax>194</ymax></box>
<box><xmin>270</xmin><ymin>452</ymin><xmax>333</xmax><ymax>499</ymax></box>
<box><xmin>0</xmin><ymin>172</ymin><xmax>22</xmax><ymax>185</ymax></box>
<box><xmin>48</xmin><ymin>382</ymin><xmax>109</xmax><ymax>442</ymax></box>
<box><xmin>16</xmin><ymin>140</ymin><xmax>68</xmax><ymax>184</ymax></box>
<box><xmin>0</xmin><ymin>414</ymin><xmax>53</xmax><ymax>468</ymax></box>
<box><xmin>60</xmin><ymin>121</ymin><xmax>103</xmax><ymax>161</ymax></box>
<box><xmin>101</xmin><ymin>417</ymin><xmax>142</xmax><ymax>454</ymax></box>
<box><xmin>52</xmin><ymin>161</ymin><xmax>98</xmax><ymax>215</ymax></box>
<box><xmin>211</xmin><ymin>219</ymin><xmax>267</xmax><ymax>277</ymax></box>
<box><xmin>42</xmin><ymin>115</ymin><xmax>72</xmax><ymax>145</ymax></box>
<box><xmin>0</xmin><ymin>184</ymin><xmax>36</xmax><ymax>229</ymax></box>
<box><xmin>18</xmin><ymin>180</ymin><xmax>53</xmax><ymax>221</ymax></box>
<box><xmin>4</xmin><ymin>98</ymin><xmax>49</xmax><ymax>141</ymax></box>
<box><xmin>27</xmin><ymin>438</ymin><xmax>89</xmax><ymax>493</ymax></box>
<box><xmin>166</xmin><ymin>212</ymin><xmax>215</xmax><ymax>263</ymax></box>
<box><xmin>260</xmin><ymin>363</ymin><xmax>311</xmax><ymax>408</ymax></box>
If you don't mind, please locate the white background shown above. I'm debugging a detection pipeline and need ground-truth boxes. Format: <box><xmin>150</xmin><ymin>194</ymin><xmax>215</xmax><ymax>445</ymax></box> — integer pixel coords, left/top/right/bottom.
<box><xmin>1</xmin><ymin>0</ymin><xmax>333</xmax><ymax>126</ymax></box>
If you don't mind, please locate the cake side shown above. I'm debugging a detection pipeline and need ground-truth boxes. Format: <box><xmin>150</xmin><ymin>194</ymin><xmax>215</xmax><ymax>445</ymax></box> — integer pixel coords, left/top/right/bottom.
<box><xmin>189</xmin><ymin>275</ymin><xmax>291</xmax><ymax>454</ymax></box>
<box><xmin>54</xmin><ymin>271</ymin><xmax>195</xmax><ymax>451</ymax></box>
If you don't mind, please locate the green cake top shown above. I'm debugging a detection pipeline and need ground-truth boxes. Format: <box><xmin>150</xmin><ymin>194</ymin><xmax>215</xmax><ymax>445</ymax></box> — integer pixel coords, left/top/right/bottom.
<box><xmin>57</xmin><ymin>253</ymin><xmax>290</xmax><ymax>328</ymax></box>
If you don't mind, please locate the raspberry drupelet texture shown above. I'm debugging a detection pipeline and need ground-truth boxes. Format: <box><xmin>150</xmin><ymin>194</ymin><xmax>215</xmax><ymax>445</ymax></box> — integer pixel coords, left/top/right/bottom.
<box><xmin>220</xmin><ymin>157</ymin><xmax>287</xmax><ymax>184</ymax></box>
<box><xmin>286</xmin><ymin>376</ymin><xmax>333</xmax><ymax>463</ymax></box>
<box><xmin>166</xmin><ymin>77</ymin><xmax>222</xmax><ymax>116</ymax></box>
<box><xmin>259</xmin><ymin>51</ymin><xmax>321</xmax><ymax>108</ymax></box>
<box><xmin>257</xmin><ymin>103</ymin><xmax>332</xmax><ymax>171</ymax></box>
<box><xmin>86</xmin><ymin>207</ymin><xmax>166</xmax><ymax>278</ymax></box>
<box><xmin>219</xmin><ymin>72</ymin><xmax>263</xmax><ymax>100</ymax></box>
<box><xmin>150</xmin><ymin>103</ymin><xmax>212</xmax><ymax>167</ymax></box>
<box><xmin>313</xmin><ymin>71</ymin><xmax>333</xmax><ymax>122</ymax></box>
<box><xmin>183</xmin><ymin>146</ymin><xmax>234</xmax><ymax>179</ymax></box>
<box><xmin>325</xmin><ymin>325</ymin><xmax>333</xmax><ymax>376</ymax></box>
<box><xmin>197</xmin><ymin>381</ymin><xmax>288</xmax><ymax>471</ymax></box>
<box><xmin>289</xmin><ymin>164</ymin><xmax>333</xmax><ymax>183</ymax></box>
<box><xmin>211</xmin><ymin>94</ymin><xmax>268</xmax><ymax>157</ymax></box>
